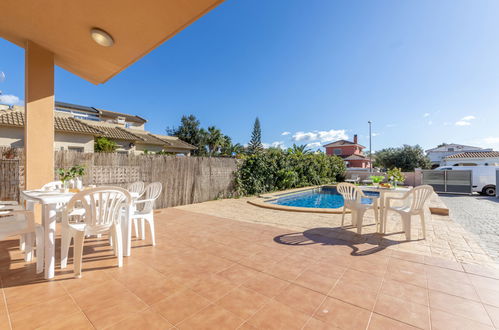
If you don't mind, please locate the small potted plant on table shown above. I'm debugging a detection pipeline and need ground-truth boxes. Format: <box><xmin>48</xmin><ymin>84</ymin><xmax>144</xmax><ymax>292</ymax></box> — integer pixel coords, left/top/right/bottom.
<box><xmin>387</xmin><ymin>167</ymin><xmax>405</xmax><ymax>188</ymax></box>
<box><xmin>369</xmin><ymin>175</ymin><xmax>385</xmax><ymax>187</ymax></box>
<box><xmin>57</xmin><ymin>165</ymin><xmax>85</xmax><ymax>192</ymax></box>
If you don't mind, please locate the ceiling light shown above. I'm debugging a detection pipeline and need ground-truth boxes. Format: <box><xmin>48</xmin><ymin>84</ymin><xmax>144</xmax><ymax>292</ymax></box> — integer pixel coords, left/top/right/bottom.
<box><xmin>91</xmin><ymin>28</ymin><xmax>114</xmax><ymax>47</ymax></box>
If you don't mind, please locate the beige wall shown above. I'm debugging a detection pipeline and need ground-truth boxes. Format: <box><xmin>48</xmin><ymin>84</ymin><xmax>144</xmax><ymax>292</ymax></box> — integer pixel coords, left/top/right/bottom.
<box><xmin>0</xmin><ymin>126</ymin><xmax>93</xmax><ymax>152</ymax></box>
<box><xmin>134</xmin><ymin>144</ymin><xmax>164</xmax><ymax>154</ymax></box>
<box><xmin>54</xmin><ymin>132</ymin><xmax>94</xmax><ymax>153</ymax></box>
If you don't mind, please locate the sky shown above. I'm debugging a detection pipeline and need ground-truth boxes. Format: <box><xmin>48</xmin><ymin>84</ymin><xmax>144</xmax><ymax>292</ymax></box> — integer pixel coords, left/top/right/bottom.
<box><xmin>1</xmin><ymin>0</ymin><xmax>499</xmax><ymax>152</ymax></box>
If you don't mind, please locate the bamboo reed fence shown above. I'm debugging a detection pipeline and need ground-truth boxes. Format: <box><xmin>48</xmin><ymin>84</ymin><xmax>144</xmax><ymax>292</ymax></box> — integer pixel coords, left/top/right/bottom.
<box><xmin>0</xmin><ymin>148</ymin><xmax>238</xmax><ymax>208</ymax></box>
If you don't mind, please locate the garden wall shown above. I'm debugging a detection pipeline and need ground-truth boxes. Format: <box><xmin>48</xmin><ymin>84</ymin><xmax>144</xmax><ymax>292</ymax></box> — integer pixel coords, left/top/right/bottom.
<box><xmin>0</xmin><ymin>148</ymin><xmax>238</xmax><ymax>208</ymax></box>
<box><xmin>345</xmin><ymin>169</ymin><xmax>422</xmax><ymax>187</ymax></box>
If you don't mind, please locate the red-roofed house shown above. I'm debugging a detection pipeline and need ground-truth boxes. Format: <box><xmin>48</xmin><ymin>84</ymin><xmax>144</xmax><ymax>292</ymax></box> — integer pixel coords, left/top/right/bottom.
<box><xmin>323</xmin><ymin>134</ymin><xmax>371</xmax><ymax>168</ymax></box>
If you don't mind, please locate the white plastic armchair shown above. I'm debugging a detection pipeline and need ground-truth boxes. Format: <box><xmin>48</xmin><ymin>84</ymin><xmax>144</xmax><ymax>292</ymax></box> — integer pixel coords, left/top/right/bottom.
<box><xmin>41</xmin><ymin>181</ymin><xmax>64</xmax><ymax>191</ymax></box>
<box><xmin>384</xmin><ymin>185</ymin><xmax>434</xmax><ymax>240</ymax></box>
<box><xmin>345</xmin><ymin>175</ymin><xmax>360</xmax><ymax>184</ymax></box>
<box><xmin>132</xmin><ymin>182</ymin><xmax>162</xmax><ymax>245</ymax></box>
<box><xmin>127</xmin><ymin>181</ymin><xmax>145</xmax><ymax>196</ymax></box>
<box><xmin>60</xmin><ymin>187</ymin><xmax>132</xmax><ymax>277</ymax></box>
<box><xmin>0</xmin><ymin>209</ymin><xmax>44</xmax><ymax>273</ymax></box>
<box><xmin>337</xmin><ymin>182</ymin><xmax>379</xmax><ymax>234</ymax></box>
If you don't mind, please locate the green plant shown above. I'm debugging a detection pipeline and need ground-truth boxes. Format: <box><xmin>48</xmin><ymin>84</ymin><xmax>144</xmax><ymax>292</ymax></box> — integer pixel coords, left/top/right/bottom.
<box><xmin>369</xmin><ymin>175</ymin><xmax>385</xmax><ymax>184</ymax></box>
<box><xmin>57</xmin><ymin>165</ymin><xmax>85</xmax><ymax>184</ymax></box>
<box><xmin>387</xmin><ymin>167</ymin><xmax>405</xmax><ymax>184</ymax></box>
<box><xmin>235</xmin><ymin>148</ymin><xmax>346</xmax><ymax>195</ymax></box>
<box><xmin>374</xmin><ymin>145</ymin><xmax>431</xmax><ymax>171</ymax></box>
<box><xmin>94</xmin><ymin>137</ymin><xmax>117</xmax><ymax>152</ymax></box>
<box><xmin>247</xmin><ymin>117</ymin><xmax>263</xmax><ymax>154</ymax></box>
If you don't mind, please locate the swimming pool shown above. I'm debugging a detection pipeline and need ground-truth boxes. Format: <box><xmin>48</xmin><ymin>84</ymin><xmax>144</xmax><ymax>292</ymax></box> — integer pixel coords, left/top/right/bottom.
<box><xmin>266</xmin><ymin>186</ymin><xmax>379</xmax><ymax>209</ymax></box>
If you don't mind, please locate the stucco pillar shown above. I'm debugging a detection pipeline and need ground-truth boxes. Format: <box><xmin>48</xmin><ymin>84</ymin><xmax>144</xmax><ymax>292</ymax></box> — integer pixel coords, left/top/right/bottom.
<box><xmin>24</xmin><ymin>41</ymin><xmax>54</xmax><ymax>190</ymax></box>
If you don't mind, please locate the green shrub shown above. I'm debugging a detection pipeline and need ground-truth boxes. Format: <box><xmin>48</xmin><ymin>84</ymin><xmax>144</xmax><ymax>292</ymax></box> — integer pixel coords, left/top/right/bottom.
<box><xmin>235</xmin><ymin>149</ymin><xmax>346</xmax><ymax>195</ymax></box>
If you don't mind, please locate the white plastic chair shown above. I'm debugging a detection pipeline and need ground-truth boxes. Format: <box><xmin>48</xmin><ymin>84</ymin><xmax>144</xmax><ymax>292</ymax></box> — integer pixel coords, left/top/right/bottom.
<box><xmin>60</xmin><ymin>187</ymin><xmax>132</xmax><ymax>277</ymax></box>
<box><xmin>127</xmin><ymin>181</ymin><xmax>145</xmax><ymax>196</ymax></box>
<box><xmin>345</xmin><ymin>175</ymin><xmax>360</xmax><ymax>184</ymax></box>
<box><xmin>337</xmin><ymin>182</ymin><xmax>379</xmax><ymax>234</ymax></box>
<box><xmin>132</xmin><ymin>182</ymin><xmax>162</xmax><ymax>246</ymax></box>
<box><xmin>0</xmin><ymin>209</ymin><xmax>44</xmax><ymax>273</ymax></box>
<box><xmin>384</xmin><ymin>185</ymin><xmax>434</xmax><ymax>240</ymax></box>
<box><xmin>41</xmin><ymin>181</ymin><xmax>64</xmax><ymax>191</ymax></box>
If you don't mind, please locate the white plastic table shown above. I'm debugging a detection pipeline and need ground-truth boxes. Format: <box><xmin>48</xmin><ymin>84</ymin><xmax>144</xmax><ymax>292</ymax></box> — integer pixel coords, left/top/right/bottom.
<box><xmin>21</xmin><ymin>190</ymin><xmax>74</xmax><ymax>279</ymax></box>
<box><xmin>20</xmin><ymin>189</ymin><xmax>139</xmax><ymax>279</ymax></box>
<box><xmin>358</xmin><ymin>186</ymin><xmax>411</xmax><ymax>233</ymax></box>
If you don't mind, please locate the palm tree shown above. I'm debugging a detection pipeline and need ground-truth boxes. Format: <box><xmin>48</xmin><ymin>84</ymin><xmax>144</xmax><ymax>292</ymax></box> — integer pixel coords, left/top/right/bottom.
<box><xmin>206</xmin><ymin>126</ymin><xmax>224</xmax><ymax>155</ymax></box>
<box><xmin>289</xmin><ymin>144</ymin><xmax>311</xmax><ymax>155</ymax></box>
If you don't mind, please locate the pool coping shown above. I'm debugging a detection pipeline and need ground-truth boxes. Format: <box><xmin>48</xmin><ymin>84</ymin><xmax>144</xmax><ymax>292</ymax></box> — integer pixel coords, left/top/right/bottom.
<box><xmin>247</xmin><ymin>184</ymin><xmax>349</xmax><ymax>214</ymax></box>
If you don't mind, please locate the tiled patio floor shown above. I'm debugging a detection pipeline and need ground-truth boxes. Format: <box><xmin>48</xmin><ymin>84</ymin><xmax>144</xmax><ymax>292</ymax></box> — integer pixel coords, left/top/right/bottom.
<box><xmin>1</xmin><ymin>208</ymin><xmax>499</xmax><ymax>329</ymax></box>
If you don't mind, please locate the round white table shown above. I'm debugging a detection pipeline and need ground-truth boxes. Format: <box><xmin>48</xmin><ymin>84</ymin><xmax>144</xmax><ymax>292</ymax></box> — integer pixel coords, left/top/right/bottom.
<box><xmin>20</xmin><ymin>189</ymin><xmax>139</xmax><ymax>279</ymax></box>
<box><xmin>358</xmin><ymin>186</ymin><xmax>412</xmax><ymax>233</ymax></box>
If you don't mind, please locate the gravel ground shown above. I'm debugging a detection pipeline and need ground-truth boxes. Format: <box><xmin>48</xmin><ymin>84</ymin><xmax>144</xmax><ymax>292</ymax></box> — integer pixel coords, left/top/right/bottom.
<box><xmin>440</xmin><ymin>194</ymin><xmax>499</xmax><ymax>261</ymax></box>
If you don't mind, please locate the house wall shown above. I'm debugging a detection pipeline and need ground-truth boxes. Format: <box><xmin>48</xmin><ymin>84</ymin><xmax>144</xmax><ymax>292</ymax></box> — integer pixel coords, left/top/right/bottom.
<box><xmin>325</xmin><ymin>145</ymin><xmax>362</xmax><ymax>156</ymax></box>
<box><xmin>134</xmin><ymin>144</ymin><xmax>164</xmax><ymax>154</ymax></box>
<box><xmin>442</xmin><ymin>158</ymin><xmax>499</xmax><ymax>166</ymax></box>
<box><xmin>55</xmin><ymin>132</ymin><xmax>94</xmax><ymax>152</ymax></box>
<box><xmin>347</xmin><ymin>159</ymin><xmax>369</xmax><ymax>168</ymax></box>
<box><xmin>0</xmin><ymin>126</ymin><xmax>24</xmax><ymax>147</ymax></box>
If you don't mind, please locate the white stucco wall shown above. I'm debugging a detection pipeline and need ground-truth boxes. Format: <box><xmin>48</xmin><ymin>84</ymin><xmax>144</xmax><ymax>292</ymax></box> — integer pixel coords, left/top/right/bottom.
<box><xmin>0</xmin><ymin>126</ymin><xmax>24</xmax><ymax>147</ymax></box>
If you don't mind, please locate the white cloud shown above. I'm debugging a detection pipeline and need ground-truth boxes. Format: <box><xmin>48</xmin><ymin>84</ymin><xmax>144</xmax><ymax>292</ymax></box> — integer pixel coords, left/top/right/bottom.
<box><xmin>455</xmin><ymin>115</ymin><xmax>475</xmax><ymax>126</ymax></box>
<box><xmin>306</xmin><ymin>142</ymin><xmax>322</xmax><ymax>149</ymax></box>
<box><xmin>423</xmin><ymin>113</ymin><xmax>430</xmax><ymax>118</ymax></box>
<box><xmin>263</xmin><ymin>141</ymin><xmax>285</xmax><ymax>149</ymax></box>
<box><xmin>385</xmin><ymin>123</ymin><xmax>397</xmax><ymax>128</ymax></box>
<box><xmin>372</xmin><ymin>133</ymin><xmax>380</xmax><ymax>137</ymax></box>
<box><xmin>0</xmin><ymin>94</ymin><xmax>21</xmax><ymax>105</ymax></box>
<box><xmin>292</xmin><ymin>129</ymin><xmax>348</xmax><ymax>143</ymax></box>
<box><xmin>281</xmin><ymin>131</ymin><xmax>291</xmax><ymax>136</ymax></box>
<box><xmin>481</xmin><ymin>137</ymin><xmax>499</xmax><ymax>150</ymax></box>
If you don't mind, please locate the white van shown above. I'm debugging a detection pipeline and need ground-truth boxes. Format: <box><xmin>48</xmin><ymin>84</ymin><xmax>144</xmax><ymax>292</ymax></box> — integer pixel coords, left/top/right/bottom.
<box><xmin>435</xmin><ymin>165</ymin><xmax>497</xmax><ymax>196</ymax></box>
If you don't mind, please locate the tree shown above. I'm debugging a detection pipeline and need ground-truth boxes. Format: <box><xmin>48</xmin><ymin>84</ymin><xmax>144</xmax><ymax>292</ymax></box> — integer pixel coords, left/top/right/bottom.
<box><xmin>288</xmin><ymin>144</ymin><xmax>311</xmax><ymax>155</ymax></box>
<box><xmin>374</xmin><ymin>145</ymin><xmax>431</xmax><ymax>171</ymax></box>
<box><xmin>206</xmin><ymin>126</ymin><xmax>224</xmax><ymax>155</ymax></box>
<box><xmin>94</xmin><ymin>137</ymin><xmax>117</xmax><ymax>152</ymax></box>
<box><xmin>166</xmin><ymin>115</ymin><xmax>207</xmax><ymax>155</ymax></box>
<box><xmin>247</xmin><ymin>117</ymin><xmax>263</xmax><ymax>153</ymax></box>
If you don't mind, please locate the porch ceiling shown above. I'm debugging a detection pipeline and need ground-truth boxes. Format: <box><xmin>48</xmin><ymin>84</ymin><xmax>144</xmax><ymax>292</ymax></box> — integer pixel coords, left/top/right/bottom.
<box><xmin>0</xmin><ymin>0</ymin><xmax>224</xmax><ymax>84</ymax></box>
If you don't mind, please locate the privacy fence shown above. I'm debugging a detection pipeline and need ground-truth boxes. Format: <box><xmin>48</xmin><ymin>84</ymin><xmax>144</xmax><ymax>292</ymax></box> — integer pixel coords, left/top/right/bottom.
<box><xmin>0</xmin><ymin>148</ymin><xmax>238</xmax><ymax>208</ymax></box>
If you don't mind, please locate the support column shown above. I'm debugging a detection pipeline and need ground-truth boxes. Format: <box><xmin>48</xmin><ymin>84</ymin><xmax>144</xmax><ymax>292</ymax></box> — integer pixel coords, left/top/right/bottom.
<box><xmin>24</xmin><ymin>41</ymin><xmax>54</xmax><ymax>191</ymax></box>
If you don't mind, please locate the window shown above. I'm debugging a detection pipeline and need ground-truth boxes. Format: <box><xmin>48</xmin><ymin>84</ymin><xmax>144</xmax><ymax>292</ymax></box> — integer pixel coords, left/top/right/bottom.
<box><xmin>68</xmin><ymin>147</ymin><xmax>84</xmax><ymax>152</ymax></box>
<box><xmin>333</xmin><ymin>148</ymin><xmax>342</xmax><ymax>155</ymax></box>
<box><xmin>447</xmin><ymin>147</ymin><xmax>455</xmax><ymax>152</ymax></box>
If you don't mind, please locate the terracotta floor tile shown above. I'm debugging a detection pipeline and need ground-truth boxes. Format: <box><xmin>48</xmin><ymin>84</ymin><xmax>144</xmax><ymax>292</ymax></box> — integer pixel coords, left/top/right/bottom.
<box><xmin>484</xmin><ymin>304</ymin><xmax>499</xmax><ymax>328</ymax></box>
<box><xmin>275</xmin><ymin>283</ymin><xmax>326</xmax><ymax>315</ymax></box>
<box><xmin>476</xmin><ymin>287</ymin><xmax>499</xmax><ymax>308</ymax></box>
<box><xmin>385</xmin><ymin>266</ymin><xmax>427</xmax><ymax>288</ymax></box>
<box><xmin>0</xmin><ymin>313</ymin><xmax>10</xmax><ymax>330</ymax></box>
<box><xmin>469</xmin><ymin>273</ymin><xmax>499</xmax><ymax>291</ymax></box>
<box><xmin>302</xmin><ymin>317</ymin><xmax>339</xmax><ymax>329</ymax></box>
<box><xmin>294</xmin><ymin>270</ymin><xmax>337</xmax><ymax>295</ymax></box>
<box><xmin>58</xmin><ymin>269</ymin><xmax>112</xmax><ymax>295</ymax></box>
<box><xmin>127</xmin><ymin>276</ymin><xmax>186</xmax><ymax>305</ymax></box>
<box><xmin>151</xmin><ymin>288</ymin><xmax>211</xmax><ymax>325</ymax></box>
<box><xmin>427</xmin><ymin>276</ymin><xmax>479</xmax><ymax>301</ymax></box>
<box><xmin>177</xmin><ymin>304</ymin><xmax>245</xmax><ymax>329</ymax></box>
<box><xmin>217</xmin><ymin>264</ymin><xmax>260</xmax><ymax>285</ymax></box>
<box><xmin>391</xmin><ymin>250</ymin><xmax>425</xmax><ymax>263</ymax></box>
<box><xmin>35</xmin><ymin>311</ymin><xmax>94</xmax><ymax>330</ymax></box>
<box><xmin>247</xmin><ymin>300</ymin><xmax>310</xmax><ymax>330</ymax></box>
<box><xmin>9</xmin><ymin>294</ymin><xmax>80</xmax><ymax>329</ymax></box>
<box><xmin>368</xmin><ymin>313</ymin><xmax>419</xmax><ymax>330</ymax></box>
<box><xmin>374</xmin><ymin>293</ymin><xmax>430</xmax><ymax>329</ymax></box>
<box><xmin>337</xmin><ymin>268</ymin><xmax>384</xmax><ymax>292</ymax></box>
<box><xmin>3</xmin><ymin>280</ymin><xmax>67</xmax><ymax>313</ymax></box>
<box><xmin>430</xmin><ymin>308</ymin><xmax>494</xmax><ymax>330</ymax></box>
<box><xmin>388</xmin><ymin>258</ymin><xmax>426</xmax><ymax>275</ymax></box>
<box><xmin>242</xmin><ymin>271</ymin><xmax>289</xmax><ymax>298</ymax></box>
<box><xmin>380</xmin><ymin>279</ymin><xmax>429</xmax><ymax>306</ymax></box>
<box><xmin>309</xmin><ymin>262</ymin><xmax>347</xmax><ymax>279</ymax></box>
<box><xmin>462</xmin><ymin>263</ymin><xmax>499</xmax><ymax>280</ymax></box>
<box><xmin>424</xmin><ymin>255</ymin><xmax>463</xmax><ymax>272</ymax></box>
<box><xmin>425</xmin><ymin>265</ymin><xmax>471</xmax><ymax>284</ymax></box>
<box><xmin>349</xmin><ymin>258</ymin><xmax>387</xmax><ymax>277</ymax></box>
<box><xmin>190</xmin><ymin>274</ymin><xmax>238</xmax><ymax>302</ymax></box>
<box><xmin>429</xmin><ymin>290</ymin><xmax>493</xmax><ymax>326</ymax></box>
<box><xmin>314</xmin><ymin>297</ymin><xmax>371</xmax><ymax>330</ymax></box>
<box><xmin>216</xmin><ymin>286</ymin><xmax>270</xmax><ymax>320</ymax></box>
<box><xmin>105</xmin><ymin>308</ymin><xmax>174</xmax><ymax>330</ymax></box>
<box><xmin>264</xmin><ymin>262</ymin><xmax>305</xmax><ymax>281</ymax></box>
<box><xmin>329</xmin><ymin>281</ymin><xmax>378</xmax><ymax>310</ymax></box>
<box><xmin>70</xmin><ymin>279</ymin><xmax>136</xmax><ymax>312</ymax></box>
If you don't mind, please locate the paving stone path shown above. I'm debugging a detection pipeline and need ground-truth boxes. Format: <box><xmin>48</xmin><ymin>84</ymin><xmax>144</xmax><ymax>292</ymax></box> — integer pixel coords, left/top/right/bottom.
<box><xmin>440</xmin><ymin>195</ymin><xmax>499</xmax><ymax>262</ymax></box>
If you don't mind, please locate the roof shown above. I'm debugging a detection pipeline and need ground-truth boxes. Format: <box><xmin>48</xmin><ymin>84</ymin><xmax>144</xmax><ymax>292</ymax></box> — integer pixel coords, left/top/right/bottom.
<box><xmin>153</xmin><ymin>134</ymin><xmax>197</xmax><ymax>150</ymax></box>
<box><xmin>97</xmin><ymin>109</ymin><xmax>146</xmax><ymax>124</ymax></box>
<box><xmin>55</xmin><ymin>101</ymin><xmax>100</xmax><ymax>114</ymax></box>
<box><xmin>323</xmin><ymin>140</ymin><xmax>366</xmax><ymax>148</ymax></box>
<box><xmin>91</xmin><ymin>125</ymin><xmax>144</xmax><ymax>141</ymax></box>
<box><xmin>0</xmin><ymin>110</ymin><xmax>103</xmax><ymax>135</ymax></box>
<box><xmin>128</xmin><ymin>131</ymin><xmax>167</xmax><ymax>145</ymax></box>
<box><xmin>445</xmin><ymin>151</ymin><xmax>499</xmax><ymax>159</ymax></box>
<box><xmin>426</xmin><ymin>143</ymin><xmax>487</xmax><ymax>153</ymax></box>
<box><xmin>0</xmin><ymin>1</ymin><xmax>225</xmax><ymax>84</ymax></box>
<box><xmin>343</xmin><ymin>154</ymin><xmax>371</xmax><ymax>161</ymax></box>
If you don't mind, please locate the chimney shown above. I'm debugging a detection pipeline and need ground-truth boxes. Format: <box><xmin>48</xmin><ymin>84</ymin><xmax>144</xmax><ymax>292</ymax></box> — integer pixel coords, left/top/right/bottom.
<box><xmin>353</xmin><ymin>134</ymin><xmax>358</xmax><ymax>144</ymax></box>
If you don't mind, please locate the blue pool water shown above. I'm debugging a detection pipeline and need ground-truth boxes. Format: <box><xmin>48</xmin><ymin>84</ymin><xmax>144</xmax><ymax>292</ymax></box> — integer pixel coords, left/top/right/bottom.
<box><xmin>267</xmin><ymin>186</ymin><xmax>379</xmax><ymax>209</ymax></box>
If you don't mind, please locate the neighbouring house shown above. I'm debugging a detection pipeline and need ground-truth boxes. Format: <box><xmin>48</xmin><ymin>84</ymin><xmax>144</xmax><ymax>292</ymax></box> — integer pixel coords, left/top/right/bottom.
<box><xmin>442</xmin><ymin>151</ymin><xmax>499</xmax><ymax>166</ymax></box>
<box><xmin>323</xmin><ymin>134</ymin><xmax>371</xmax><ymax>168</ymax></box>
<box><xmin>426</xmin><ymin>143</ymin><xmax>492</xmax><ymax>168</ymax></box>
<box><xmin>0</xmin><ymin>101</ymin><xmax>196</xmax><ymax>155</ymax></box>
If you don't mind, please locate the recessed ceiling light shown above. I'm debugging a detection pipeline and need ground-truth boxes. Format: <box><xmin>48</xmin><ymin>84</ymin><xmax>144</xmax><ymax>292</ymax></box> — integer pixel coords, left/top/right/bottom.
<box><xmin>90</xmin><ymin>28</ymin><xmax>114</xmax><ymax>47</ymax></box>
